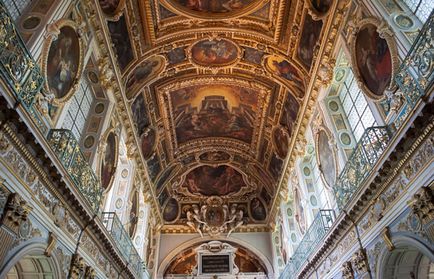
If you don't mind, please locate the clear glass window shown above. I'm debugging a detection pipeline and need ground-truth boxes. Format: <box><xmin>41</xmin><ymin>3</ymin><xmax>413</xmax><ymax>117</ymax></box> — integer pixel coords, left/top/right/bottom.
<box><xmin>338</xmin><ymin>69</ymin><xmax>377</xmax><ymax>141</ymax></box>
<box><xmin>62</xmin><ymin>77</ymin><xmax>95</xmax><ymax>140</ymax></box>
<box><xmin>3</xmin><ymin>0</ymin><xmax>33</xmax><ymax>21</ymax></box>
<box><xmin>402</xmin><ymin>0</ymin><xmax>434</xmax><ymax>23</ymax></box>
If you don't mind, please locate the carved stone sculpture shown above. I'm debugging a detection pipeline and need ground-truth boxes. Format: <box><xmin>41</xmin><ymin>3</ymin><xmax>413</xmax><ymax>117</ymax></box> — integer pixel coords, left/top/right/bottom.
<box><xmin>186</xmin><ymin>197</ymin><xmax>245</xmax><ymax>237</ymax></box>
<box><xmin>342</xmin><ymin>261</ymin><xmax>354</xmax><ymax>279</ymax></box>
<box><xmin>351</xmin><ymin>248</ymin><xmax>369</xmax><ymax>274</ymax></box>
<box><xmin>70</xmin><ymin>254</ymin><xmax>85</xmax><ymax>279</ymax></box>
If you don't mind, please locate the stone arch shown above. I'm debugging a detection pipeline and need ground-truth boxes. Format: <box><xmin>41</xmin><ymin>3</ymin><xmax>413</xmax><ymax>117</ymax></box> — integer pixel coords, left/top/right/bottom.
<box><xmin>157</xmin><ymin>236</ymin><xmax>274</xmax><ymax>279</ymax></box>
<box><xmin>0</xmin><ymin>240</ymin><xmax>64</xmax><ymax>278</ymax></box>
<box><xmin>376</xmin><ymin>233</ymin><xmax>434</xmax><ymax>279</ymax></box>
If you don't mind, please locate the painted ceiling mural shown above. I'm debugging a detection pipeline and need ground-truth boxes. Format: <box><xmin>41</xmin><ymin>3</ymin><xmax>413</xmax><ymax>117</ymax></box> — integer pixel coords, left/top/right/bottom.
<box><xmin>97</xmin><ymin>0</ymin><xmax>340</xmax><ymax>232</ymax></box>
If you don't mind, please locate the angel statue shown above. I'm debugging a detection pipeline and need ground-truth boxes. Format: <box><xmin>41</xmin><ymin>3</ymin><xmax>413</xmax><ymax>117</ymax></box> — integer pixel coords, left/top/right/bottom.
<box><xmin>225</xmin><ymin>204</ymin><xmax>244</xmax><ymax>237</ymax></box>
<box><xmin>186</xmin><ymin>205</ymin><xmax>206</xmax><ymax>237</ymax></box>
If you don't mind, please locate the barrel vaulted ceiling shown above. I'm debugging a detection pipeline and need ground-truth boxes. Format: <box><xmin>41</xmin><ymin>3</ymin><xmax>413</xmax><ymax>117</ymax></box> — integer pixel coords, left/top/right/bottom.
<box><xmin>89</xmin><ymin>0</ymin><xmax>347</xmax><ymax>231</ymax></box>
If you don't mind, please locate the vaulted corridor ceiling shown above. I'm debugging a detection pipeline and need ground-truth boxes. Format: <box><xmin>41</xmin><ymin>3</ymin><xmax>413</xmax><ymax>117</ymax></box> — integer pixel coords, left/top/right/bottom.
<box><xmin>97</xmin><ymin>0</ymin><xmax>343</xmax><ymax>230</ymax></box>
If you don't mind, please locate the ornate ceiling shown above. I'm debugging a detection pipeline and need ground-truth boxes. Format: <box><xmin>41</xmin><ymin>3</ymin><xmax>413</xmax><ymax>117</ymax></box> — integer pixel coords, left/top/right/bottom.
<box><xmin>93</xmin><ymin>0</ymin><xmax>346</xmax><ymax>232</ymax></box>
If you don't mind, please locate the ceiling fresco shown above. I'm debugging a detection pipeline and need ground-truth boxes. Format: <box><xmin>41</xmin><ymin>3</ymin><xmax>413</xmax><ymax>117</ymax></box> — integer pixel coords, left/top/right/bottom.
<box><xmin>96</xmin><ymin>0</ymin><xmax>341</xmax><ymax>232</ymax></box>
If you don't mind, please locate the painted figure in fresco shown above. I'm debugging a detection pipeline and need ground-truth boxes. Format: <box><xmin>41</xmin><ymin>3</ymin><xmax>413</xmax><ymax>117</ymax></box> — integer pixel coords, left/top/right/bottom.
<box><xmin>140</xmin><ymin>127</ymin><xmax>155</xmax><ymax>159</ymax></box>
<box><xmin>99</xmin><ymin>0</ymin><xmax>120</xmax><ymax>14</ymax></box>
<box><xmin>297</xmin><ymin>14</ymin><xmax>323</xmax><ymax>68</ymax></box>
<box><xmin>357</xmin><ymin>24</ymin><xmax>392</xmax><ymax>95</ymax></box>
<box><xmin>100</xmin><ymin>133</ymin><xmax>116</xmax><ymax>190</ymax></box>
<box><xmin>180</xmin><ymin>0</ymin><xmax>250</xmax><ymax>13</ymax></box>
<box><xmin>311</xmin><ymin>0</ymin><xmax>332</xmax><ymax>14</ymax></box>
<box><xmin>192</xmin><ymin>40</ymin><xmax>237</xmax><ymax>65</ymax></box>
<box><xmin>108</xmin><ymin>17</ymin><xmax>134</xmax><ymax>70</ymax></box>
<box><xmin>294</xmin><ymin>188</ymin><xmax>306</xmax><ymax>234</ymax></box>
<box><xmin>251</xmin><ymin>198</ymin><xmax>266</xmax><ymax>221</ymax></box>
<box><xmin>184</xmin><ymin>166</ymin><xmax>244</xmax><ymax>196</ymax></box>
<box><xmin>48</xmin><ymin>30</ymin><xmax>77</xmax><ymax>99</ymax></box>
<box><xmin>273</xmin><ymin>127</ymin><xmax>289</xmax><ymax>159</ymax></box>
<box><xmin>272</xmin><ymin>59</ymin><xmax>304</xmax><ymax>89</ymax></box>
<box><xmin>126</xmin><ymin>60</ymin><xmax>159</xmax><ymax>93</ymax></box>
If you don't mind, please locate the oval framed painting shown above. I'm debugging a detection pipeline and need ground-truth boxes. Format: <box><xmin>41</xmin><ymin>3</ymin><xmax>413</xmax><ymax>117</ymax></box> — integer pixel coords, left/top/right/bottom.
<box><xmin>161</xmin><ymin>0</ymin><xmax>265</xmax><ymax>20</ymax></box>
<box><xmin>188</xmin><ymin>38</ymin><xmax>241</xmax><ymax>68</ymax></box>
<box><xmin>42</xmin><ymin>20</ymin><xmax>84</xmax><ymax>104</ymax></box>
<box><xmin>140</xmin><ymin>127</ymin><xmax>156</xmax><ymax>159</ymax></box>
<box><xmin>351</xmin><ymin>18</ymin><xmax>398</xmax><ymax>100</ymax></box>
<box><xmin>98</xmin><ymin>0</ymin><xmax>126</xmax><ymax>18</ymax></box>
<box><xmin>163</xmin><ymin>198</ymin><xmax>180</xmax><ymax>223</ymax></box>
<box><xmin>272</xmin><ymin>126</ymin><xmax>290</xmax><ymax>159</ymax></box>
<box><xmin>249</xmin><ymin>197</ymin><xmax>267</xmax><ymax>222</ymax></box>
<box><xmin>315</xmin><ymin>128</ymin><xmax>338</xmax><ymax>188</ymax></box>
<box><xmin>100</xmin><ymin>130</ymin><xmax>119</xmax><ymax>191</ymax></box>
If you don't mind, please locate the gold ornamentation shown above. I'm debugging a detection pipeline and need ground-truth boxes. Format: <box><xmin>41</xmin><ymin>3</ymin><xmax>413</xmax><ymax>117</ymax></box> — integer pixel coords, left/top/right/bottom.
<box><xmin>40</xmin><ymin>19</ymin><xmax>85</xmax><ymax>105</ymax></box>
<box><xmin>351</xmin><ymin>248</ymin><xmax>369</xmax><ymax>274</ymax></box>
<box><xmin>70</xmin><ymin>254</ymin><xmax>85</xmax><ymax>279</ymax></box>
<box><xmin>381</xmin><ymin>226</ymin><xmax>395</xmax><ymax>251</ymax></box>
<box><xmin>84</xmin><ymin>266</ymin><xmax>96</xmax><ymax>279</ymax></box>
<box><xmin>1</xmin><ymin>193</ymin><xmax>31</xmax><ymax>233</ymax></box>
<box><xmin>410</xmin><ymin>186</ymin><xmax>434</xmax><ymax>225</ymax></box>
<box><xmin>349</xmin><ymin>17</ymin><xmax>399</xmax><ymax>100</ymax></box>
<box><xmin>342</xmin><ymin>261</ymin><xmax>354</xmax><ymax>279</ymax></box>
<box><xmin>45</xmin><ymin>232</ymin><xmax>58</xmax><ymax>257</ymax></box>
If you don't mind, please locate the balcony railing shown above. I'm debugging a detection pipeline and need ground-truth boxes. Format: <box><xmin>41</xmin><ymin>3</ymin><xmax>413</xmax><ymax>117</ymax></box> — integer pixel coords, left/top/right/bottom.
<box><xmin>0</xmin><ymin>3</ymin><xmax>43</xmax><ymax>108</ymax></box>
<box><xmin>0</xmin><ymin>3</ymin><xmax>149</xmax><ymax>278</ymax></box>
<box><xmin>333</xmin><ymin>126</ymin><xmax>392</xmax><ymax>209</ymax></box>
<box><xmin>394</xmin><ymin>10</ymin><xmax>434</xmax><ymax>128</ymax></box>
<box><xmin>47</xmin><ymin>129</ymin><xmax>103</xmax><ymax>213</ymax></box>
<box><xmin>101</xmin><ymin>212</ymin><xmax>145</xmax><ymax>277</ymax></box>
<box><xmin>279</xmin><ymin>210</ymin><xmax>335</xmax><ymax>279</ymax></box>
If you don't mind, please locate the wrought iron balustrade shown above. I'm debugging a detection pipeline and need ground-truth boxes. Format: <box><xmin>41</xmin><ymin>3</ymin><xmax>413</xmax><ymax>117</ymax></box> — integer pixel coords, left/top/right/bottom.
<box><xmin>279</xmin><ymin>210</ymin><xmax>335</xmax><ymax>279</ymax></box>
<box><xmin>394</xmin><ymin>9</ymin><xmax>434</xmax><ymax>128</ymax></box>
<box><xmin>47</xmin><ymin>129</ymin><xmax>103</xmax><ymax>212</ymax></box>
<box><xmin>0</xmin><ymin>2</ymin><xmax>44</xmax><ymax>108</ymax></box>
<box><xmin>333</xmin><ymin>126</ymin><xmax>392</xmax><ymax>209</ymax></box>
<box><xmin>101</xmin><ymin>212</ymin><xmax>145</xmax><ymax>277</ymax></box>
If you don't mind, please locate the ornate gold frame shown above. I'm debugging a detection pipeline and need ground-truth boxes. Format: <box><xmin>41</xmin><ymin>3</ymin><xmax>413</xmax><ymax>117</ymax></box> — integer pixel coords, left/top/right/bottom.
<box><xmin>99</xmin><ymin>0</ymin><xmax>126</xmax><ymax>21</ymax></box>
<box><xmin>125</xmin><ymin>55</ymin><xmax>166</xmax><ymax>101</ymax></box>
<box><xmin>271</xmin><ymin>125</ymin><xmax>290</xmax><ymax>160</ymax></box>
<box><xmin>159</xmin><ymin>0</ymin><xmax>267</xmax><ymax>20</ymax></box>
<box><xmin>262</xmin><ymin>54</ymin><xmax>306</xmax><ymax>99</ymax></box>
<box><xmin>248</xmin><ymin>197</ymin><xmax>268</xmax><ymax>223</ymax></box>
<box><xmin>349</xmin><ymin>17</ymin><xmax>399</xmax><ymax>100</ymax></box>
<box><xmin>186</xmin><ymin>37</ymin><xmax>243</xmax><ymax>70</ymax></box>
<box><xmin>41</xmin><ymin>19</ymin><xmax>85</xmax><ymax>105</ymax></box>
<box><xmin>162</xmin><ymin>197</ymin><xmax>181</xmax><ymax>224</ymax></box>
<box><xmin>172</xmin><ymin>163</ymin><xmax>256</xmax><ymax>200</ymax></box>
<box><xmin>98</xmin><ymin>129</ymin><xmax>120</xmax><ymax>193</ymax></box>
<box><xmin>306</xmin><ymin>0</ymin><xmax>335</xmax><ymax>20</ymax></box>
<box><xmin>314</xmin><ymin>124</ymin><xmax>338</xmax><ymax>190</ymax></box>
